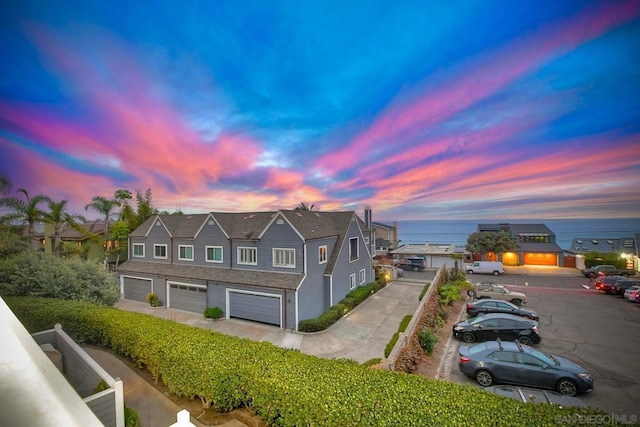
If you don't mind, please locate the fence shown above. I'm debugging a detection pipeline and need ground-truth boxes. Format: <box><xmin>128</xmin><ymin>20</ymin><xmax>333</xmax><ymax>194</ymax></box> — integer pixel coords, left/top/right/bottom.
<box><xmin>32</xmin><ymin>324</ymin><xmax>125</xmax><ymax>427</ymax></box>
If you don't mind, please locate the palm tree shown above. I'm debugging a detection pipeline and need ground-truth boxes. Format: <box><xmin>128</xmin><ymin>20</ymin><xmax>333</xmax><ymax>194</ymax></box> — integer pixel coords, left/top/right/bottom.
<box><xmin>295</xmin><ymin>202</ymin><xmax>316</xmax><ymax>211</ymax></box>
<box><xmin>85</xmin><ymin>195</ymin><xmax>120</xmax><ymax>248</ymax></box>
<box><xmin>0</xmin><ymin>189</ymin><xmax>51</xmax><ymax>247</ymax></box>
<box><xmin>42</xmin><ymin>199</ymin><xmax>86</xmax><ymax>255</ymax></box>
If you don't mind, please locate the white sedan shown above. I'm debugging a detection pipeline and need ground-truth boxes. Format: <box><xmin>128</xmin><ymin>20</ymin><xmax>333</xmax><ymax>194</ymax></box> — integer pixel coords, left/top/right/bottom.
<box><xmin>624</xmin><ymin>285</ymin><xmax>640</xmax><ymax>302</ymax></box>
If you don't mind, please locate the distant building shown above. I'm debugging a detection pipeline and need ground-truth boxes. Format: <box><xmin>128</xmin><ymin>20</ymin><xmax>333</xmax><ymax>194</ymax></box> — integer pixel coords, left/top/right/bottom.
<box><xmin>477</xmin><ymin>223</ymin><xmax>564</xmax><ymax>266</ymax></box>
<box><xmin>566</xmin><ymin>234</ymin><xmax>639</xmax><ymax>271</ymax></box>
<box><xmin>371</xmin><ymin>221</ymin><xmax>399</xmax><ymax>257</ymax></box>
<box><xmin>390</xmin><ymin>243</ymin><xmax>472</xmax><ymax>269</ymax></box>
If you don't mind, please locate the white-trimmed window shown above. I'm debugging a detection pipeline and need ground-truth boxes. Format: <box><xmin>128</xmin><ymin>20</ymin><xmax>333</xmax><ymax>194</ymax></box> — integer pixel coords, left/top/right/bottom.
<box><xmin>349</xmin><ymin>237</ymin><xmax>359</xmax><ymax>261</ymax></box>
<box><xmin>178</xmin><ymin>245</ymin><xmax>194</xmax><ymax>261</ymax></box>
<box><xmin>154</xmin><ymin>244</ymin><xmax>167</xmax><ymax>259</ymax></box>
<box><xmin>319</xmin><ymin>245</ymin><xmax>327</xmax><ymax>264</ymax></box>
<box><xmin>349</xmin><ymin>273</ymin><xmax>356</xmax><ymax>290</ymax></box>
<box><xmin>206</xmin><ymin>246</ymin><xmax>223</xmax><ymax>263</ymax></box>
<box><xmin>133</xmin><ymin>243</ymin><xmax>145</xmax><ymax>258</ymax></box>
<box><xmin>273</xmin><ymin>248</ymin><xmax>295</xmax><ymax>268</ymax></box>
<box><xmin>238</xmin><ymin>247</ymin><xmax>257</xmax><ymax>265</ymax></box>
<box><xmin>359</xmin><ymin>269</ymin><xmax>366</xmax><ymax>284</ymax></box>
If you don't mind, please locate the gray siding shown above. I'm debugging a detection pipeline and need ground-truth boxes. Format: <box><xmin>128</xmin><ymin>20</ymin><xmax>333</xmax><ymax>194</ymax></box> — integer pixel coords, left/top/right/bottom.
<box><xmin>330</xmin><ymin>220</ymin><xmax>373</xmax><ymax>305</ymax></box>
<box><xmin>194</xmin><ymin>220</ymin><xmax>231</xmax><ymax>268</ymax></box>
<box><xmin>85</xmin><ymin>391</ymin><xmax>117</xmax><ymax>427</ymax></box>
<box><xmin>257</xmin><ymin>218</ymin><xmax>304</xmax><ymax>273</ymax></box>
<box><xmin>135</xmin><ymin>219</ymin><xmax>173</xmax><ymax>263</ymax></box>
<box><xmin>298</xmin><ymin>237</ymin><xmax>337</xmax><ymax>321</ymax></box>
<box><xmin>57</xmin><ymin>335</ymin><xmax>102</xmax><ymax>397</ymax></box>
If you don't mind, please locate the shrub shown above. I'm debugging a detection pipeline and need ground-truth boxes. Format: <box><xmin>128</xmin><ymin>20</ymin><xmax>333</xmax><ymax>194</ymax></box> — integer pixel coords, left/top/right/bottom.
<box><xmin>146</xmin><ymin>293</ymin><xmax>159</xmax><ymax>307</ymax></box>
<box><xmin>204</xmin><ymin>306</ymin><xmax>223</xmax><ymax>319</ymax></box>
<box><xmin>398</xmin><ymin>315</ymin><xmax>412</xmax><ymax>333</ymax></box>
<box><xmin>418</xmin><ymin>283</ymin><xmax>430</xmax><ymax>300</ymax></box>
<box><xmin>438</xmin><ymin>284</ymin><xmax>460</xmax><ymax>306</ymax></box>
<box><xmin>361</xmin><ymin>358</ymin><xmax>381</xmax><ymax>367</ymax></box>
<box><xmin>418</xmin><ymin>328</ymin><xmax>438</xmax><ymax>355</ymax></box>
<box><xmin>0</xmin><ymin>251</ymin><xmax>119</xmax><ymax>305</ymax></box>
<box><xmin>124</xmin><ymin>406</ymin><xmax>140</xmax><ymax>427</ymax></box>
<box><xmin>385</xmin><ymin>332</ymin><xmax>399</xmax><ymax>358</ymax></box>
<box><xmin>5</xmin><ymin>296</ymin><xmax>606</xmax><ymax>425</ymax></box>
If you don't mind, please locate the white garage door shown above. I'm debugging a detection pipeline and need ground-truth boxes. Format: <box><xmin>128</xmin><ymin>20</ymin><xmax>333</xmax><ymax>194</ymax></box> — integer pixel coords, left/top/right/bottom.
<box><xmin>123</xmin><ymin>277</ymin><xmax>152</xmax><ymax>303</ymax></box>
<box><xmin>228</xmin><ymin>291</ymin><xmax>281</xmax><ymax>327</ymax></box>
<box><xmin>169</xmin><ymin>283</ymin><xmax>207</xmax><ymax>313</ymax></box>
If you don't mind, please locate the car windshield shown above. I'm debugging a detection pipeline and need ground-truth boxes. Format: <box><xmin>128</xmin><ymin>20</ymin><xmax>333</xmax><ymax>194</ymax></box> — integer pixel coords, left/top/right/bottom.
<box><xmin>529</xmin><ymin>348</ymin><xmax>558</xmax><ymax>366</ymax></box>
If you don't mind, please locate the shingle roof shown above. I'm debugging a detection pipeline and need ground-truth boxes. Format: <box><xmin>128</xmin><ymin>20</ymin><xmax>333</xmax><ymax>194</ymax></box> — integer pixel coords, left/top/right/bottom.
<box><xmin>118</xmin><ymin>260</ymin><xmax>304</xmax><ymax>290</ymax></box>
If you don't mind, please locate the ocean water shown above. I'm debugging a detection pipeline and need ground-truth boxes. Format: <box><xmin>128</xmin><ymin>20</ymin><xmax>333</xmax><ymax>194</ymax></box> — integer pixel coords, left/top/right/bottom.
<box><xmin>390</xmin><ymin>218</ymin><xmax>640</xmax><ymax>250</ymax></box>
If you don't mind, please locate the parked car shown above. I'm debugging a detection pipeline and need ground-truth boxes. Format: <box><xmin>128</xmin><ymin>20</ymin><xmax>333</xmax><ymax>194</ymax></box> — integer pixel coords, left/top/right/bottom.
<box><xmin>610</xmin><ymin>280</ymin><xmax>640</xmax><ymax>297</ymax></box>
<box><xmin>453</xmin><ymin>313</ymin><xmax>541</xmax><ymax>346</ymax></box>
<box><xmin>623</xmin><ymin>285</ymin><xmax>640</xmax><ymax>301</ymax></box>
<box><xmin>466</xmin><ymin>299</ymin><xmax>539</xmax><ymax>321</ymax></box>
<box><xmin>468</xmin><ymin>282</ymin><xmax>528</xmax><ymax>306</ymax></box>
<box><xmin>397</xmin><ymin>257</ymin><xmax>425</xmax><ymax>271</ymax></box>
<box><xmin>458</xmin><ymin>339</ymin><xmax>594</xmax><ymax>396</ymax></box>
<box><xmin>484</xmin><ymin>385</ymin><xmax>586</xmax><ymax>407</ymax></box>
<box><xmin>595</xmin><ymin>275</ymin><xmax>627</xmax><ymax>294</ymax></box>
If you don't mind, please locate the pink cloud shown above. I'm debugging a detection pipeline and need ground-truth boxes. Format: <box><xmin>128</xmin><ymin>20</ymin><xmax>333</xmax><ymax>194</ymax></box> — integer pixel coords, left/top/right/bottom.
<box><xmin>8</xmin><ymin>22</ymin><xmax>266</xmax><ymax>198</ymax></box>
<box><xmin>314</xmin><ymin>0</ymin><xmax>640</xmax><ymax>176</ymax></box>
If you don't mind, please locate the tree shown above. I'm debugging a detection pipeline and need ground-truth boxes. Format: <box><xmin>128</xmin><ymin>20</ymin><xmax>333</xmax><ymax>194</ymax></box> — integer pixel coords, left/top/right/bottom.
<box><xmin>109</xmin><ymin>220</ymin><xmax>130</xmax><ymax>269</ymax></box>
<box><xmin>114</xmin><ymin>189</ymin><xmax>133</xmax><ymax>220</ymax></box>
<box><xmin>0</xmin><ymin>189</ymin><xmax>51</xmax><ymax>247</ymax></box>
<box><xmin>85</xmin><ymin>195</ymin><xmax>120</xmax><ymax>247</ymax></box>
<box><xmin>295</xmin><ymin>202</ymin><xmax>316</xmax><ymax>211</ymax></box>
<box><xmin>465</xmin><ymin>231</ymin><xmax>517</xmax><ymax>259</ymax></box>
<box><xmin>41</xmin><ymin>199</ymin><xmax>86</xmax><ymax>256</ymax></box>
<box><xmin>0</xmin><ymin>171</ymin><xmax>11</xmax><ymax>195</ymax></box>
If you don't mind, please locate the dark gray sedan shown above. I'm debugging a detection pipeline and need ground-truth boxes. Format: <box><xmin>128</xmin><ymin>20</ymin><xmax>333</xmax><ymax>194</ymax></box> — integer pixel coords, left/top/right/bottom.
<box><xmin>466</xmin><ymin>299</ymin><xmax>539</xmax><ymax>321</ymax></box>
<box><xmin>458</xmin><ymin>340</ymin><xmax>594</xmax><ymax>396</ymax></box>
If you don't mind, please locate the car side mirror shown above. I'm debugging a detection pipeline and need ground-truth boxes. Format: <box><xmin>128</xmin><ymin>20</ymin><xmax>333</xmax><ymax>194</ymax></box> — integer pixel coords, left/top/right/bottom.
<box><xmin>542</xmin><ymin>363</ymin><xmax>549</xmax><ymax>369</ymax></box>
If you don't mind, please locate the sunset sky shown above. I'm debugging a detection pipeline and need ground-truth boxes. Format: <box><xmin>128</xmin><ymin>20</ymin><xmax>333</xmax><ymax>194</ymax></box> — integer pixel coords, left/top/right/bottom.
<box><xmin>1</xmin><ymin>1</ymin><xmax>639</xmax><ymax>221</ymax></box>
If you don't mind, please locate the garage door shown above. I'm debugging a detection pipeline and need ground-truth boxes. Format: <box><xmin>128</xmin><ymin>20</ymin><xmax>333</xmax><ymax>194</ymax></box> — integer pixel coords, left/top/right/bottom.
<box><xmin>169</xmin><ymin>283</ymin><xmax>207</xmax><ymax>313</ymax></box>
<box><xmin>523</xmin><ymin>253</ymin><xmax>557</xmax><ymax>266</ymax></box>
<box><xmin>123</xmin><ymin>277</ymin><xmax>152</xmax><ymax>303</ymax></box>
<box><xmin>229</xmin><ymin>291</ymin><xmax>281</xmax><ymax>326</ymax></box>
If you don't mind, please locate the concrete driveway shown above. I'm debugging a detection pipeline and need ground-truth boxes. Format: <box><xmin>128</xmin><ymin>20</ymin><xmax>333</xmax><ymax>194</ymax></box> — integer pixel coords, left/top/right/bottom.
<box><xmin>447</xmin><ymin>282</ymin><xmax>640</xmax><ymax>417</ymax></box>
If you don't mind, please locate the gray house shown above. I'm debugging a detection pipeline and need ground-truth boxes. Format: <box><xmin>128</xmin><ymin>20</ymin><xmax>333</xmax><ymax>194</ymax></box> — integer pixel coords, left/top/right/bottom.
<box><xmin>117</xmin><ymin>210</ymin><xmax>374</xmax><ymax>330</ymax></box>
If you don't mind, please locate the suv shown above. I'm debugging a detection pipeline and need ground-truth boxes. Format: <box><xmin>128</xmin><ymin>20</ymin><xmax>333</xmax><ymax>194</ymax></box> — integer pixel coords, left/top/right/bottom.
<box><xmin>397</xmin><ymin>257</ymin><xmax>425</xmax><ymax>271</ymax></box>
<box><xmin>468</xmin><ymin>282</ymin><xmax>527</xmax><ymax>306</ymax></box>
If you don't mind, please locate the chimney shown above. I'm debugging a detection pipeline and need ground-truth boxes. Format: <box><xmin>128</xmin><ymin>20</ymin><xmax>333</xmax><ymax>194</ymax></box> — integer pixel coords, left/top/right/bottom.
<box><xmin>364</xmin><ymin>206</ymin><xmax>372</xmax><ymax>229</ymax></box>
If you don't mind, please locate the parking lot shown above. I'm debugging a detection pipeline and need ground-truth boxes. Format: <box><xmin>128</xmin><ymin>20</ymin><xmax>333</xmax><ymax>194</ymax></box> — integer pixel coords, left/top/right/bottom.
<box><xmin>444</xmin><ymin>274</ymin><xmax>640</xmax><ymax>416</ymax></box>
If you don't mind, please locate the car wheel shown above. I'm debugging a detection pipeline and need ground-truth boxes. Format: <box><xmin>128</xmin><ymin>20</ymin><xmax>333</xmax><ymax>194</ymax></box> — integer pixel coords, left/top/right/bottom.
<box><xmin>467</xmin><ymin>290</ymin><xmax>476</xmax><ymax>297</ymax></box>
<box><xmin>462</xmin><ymin>332</ymin><xmax>476</xmax><ymax>343</ymax></box>
<box><xmin>517</xmin><ymin>336</ymin><xmax>532</xmax><ymax>346</ymax></box>
<box><xmin>492</xmin><ymin>270</ymin><xmax>500</xmax><ymax>276</ymax></box>
<box><xmin>467</xmin><ymin>270</ymin><xmax>474</xmax><ymax>274</ymax></box>
<box><xmin>556</xmin><ymin>379</ymin><xmax>578</xmax><ymax>396</ymax></box>
<box><xmin>413</xmin><ymin>266</ymin><xmax>419</xmax><ymax>271</ymax></box>
<box><xmin>511</xmin><ymin>299</ymin><xmax>522</xmax><ymax>306</ymax></box>
<box><xmin>475</xmin><ymin>369</ymin><xmax>494</xmax><ymax>387</ymax></box>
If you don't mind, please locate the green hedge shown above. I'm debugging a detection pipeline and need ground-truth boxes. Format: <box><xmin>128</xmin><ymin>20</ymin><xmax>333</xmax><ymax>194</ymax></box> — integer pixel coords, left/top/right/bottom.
<box><xmin>299</xmin><ymin>280</ymin><xmax>386</xmax><ymax>332</ymax></box>
<box><xmin>6</xmin><ymin>296</ymin><xmax>605</xmax><ymax>426</ymax></box>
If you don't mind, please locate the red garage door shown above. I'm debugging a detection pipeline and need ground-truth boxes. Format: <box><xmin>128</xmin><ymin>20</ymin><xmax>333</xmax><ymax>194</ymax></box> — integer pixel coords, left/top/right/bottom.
<box><xmin>523</xmin><ymin>253</ymin><xmax>557</xmax><ymax>266</ymax></box>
